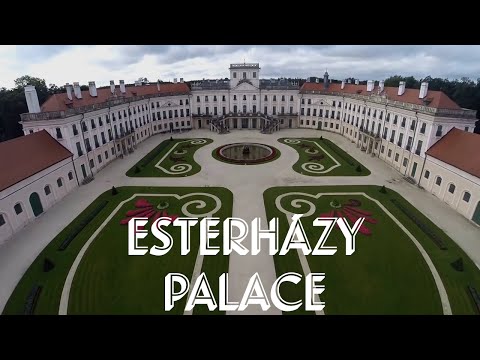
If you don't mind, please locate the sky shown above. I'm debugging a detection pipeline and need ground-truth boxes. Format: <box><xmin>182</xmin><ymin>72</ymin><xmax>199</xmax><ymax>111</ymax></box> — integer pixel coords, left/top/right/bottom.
<box><xmin>1</xmin><ymin>45</ymin><xmax>479</xmax><ymax>89</ymax></box>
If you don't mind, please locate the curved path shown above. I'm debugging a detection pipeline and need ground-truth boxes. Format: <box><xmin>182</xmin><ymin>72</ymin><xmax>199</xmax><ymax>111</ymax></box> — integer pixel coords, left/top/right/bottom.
<box><xmin>1</xmin><ymin>129</ymin><xmax>479</xmax><ymax>314</ymax></box>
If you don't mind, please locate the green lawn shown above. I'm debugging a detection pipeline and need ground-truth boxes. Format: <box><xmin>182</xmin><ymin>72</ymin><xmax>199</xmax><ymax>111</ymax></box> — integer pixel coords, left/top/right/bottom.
<box><xmin>126</xmin><ymin>138</ymin><xmax>212</xmax><ymax>177</ymax></box>
<box><xmin>278</xmin><ymin>137</ymin><xmax>370</xmax><ymax>176</ymax></box>
<box><xmin>3</xmin><ymin>186</ymin><xmax>232</xmax><ymax>315</ymax></box>
<box><xmin>264</xmin><ymin>185</ymin><xmax>480</xmax><ymax>315</ymax></box>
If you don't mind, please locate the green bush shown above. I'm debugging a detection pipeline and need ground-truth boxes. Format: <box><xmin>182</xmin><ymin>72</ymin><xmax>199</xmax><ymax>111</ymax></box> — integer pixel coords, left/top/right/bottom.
<box><xmin>320</xmin><ymin>136</ymin><xmax>323</xmax><ymax>140</ymax></box>
<box><xmin>112</xmin><ymin>186</ymin><xmax>118</xmax><ymax>196</ymax></box>
<box><xmin>451</xmin><ymin>258</ymin><xmax>464</xmax><ymax>272</ymax></box>
<box><xmin>170</xmin><ymin>136</ymin><xmax>173</xmax><ymax>141</ymax></box>
<box><xmin>43</xmin><ymin>258</ymin><xmax>55</xmax><ymax>272</ymax></box>
<box><xmin>356</xmin><ymin>164</ymin><xmax>362</xmax><ymax>172</ymax></box>
<box><xmin>134</xmin><ymin>166</ymin><xmax>141</xmax><ymax>174</ymax></box>
<box><xmin>379</xmin><ymin>185</ymin><xmax>387</xmax><ymax>194</ymax></box>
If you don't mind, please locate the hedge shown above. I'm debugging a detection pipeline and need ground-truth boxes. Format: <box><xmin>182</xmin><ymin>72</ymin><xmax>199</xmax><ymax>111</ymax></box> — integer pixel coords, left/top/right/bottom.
<box><xmin>390</xmin><ymin>198</ymin><xmax>447</xmax><ymax>250</ymax></box>
<box><xmin>58</xmin><ymin>200</ymin><xmax>109</xmax><ymax>251</ymax></box>
<box><xmin>24</xmin><ymin>285</ymin><xmax>42</xmax><ymax>315</ymax></box>
<box><xmin>320</xmin><ymin>140</ymin><xmax>355</xmax><ymax>166</ymax></box>
<box><xmin>136</xmin><ymin>140</ymin><xmax>171</xmax><ymax>169</ymax></box>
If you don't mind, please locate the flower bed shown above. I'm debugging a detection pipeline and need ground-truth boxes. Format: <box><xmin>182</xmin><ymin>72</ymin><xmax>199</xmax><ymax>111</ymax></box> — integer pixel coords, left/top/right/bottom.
<box><xmin>390</xmin><ymin>198</ymin><xmax>447</xmax><ymax>250</ymax></box>
<box><xmin>58</xmin><ymin>200</ymin><xmax>109</xmax><ymax>251</ymax></box>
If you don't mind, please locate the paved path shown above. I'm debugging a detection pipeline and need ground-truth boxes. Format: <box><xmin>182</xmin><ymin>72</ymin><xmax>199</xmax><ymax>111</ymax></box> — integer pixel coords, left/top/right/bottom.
<box><xmin>1</xmin><ymin>129</ymin><xmax>479</xmax><ymax>314</ymax></box>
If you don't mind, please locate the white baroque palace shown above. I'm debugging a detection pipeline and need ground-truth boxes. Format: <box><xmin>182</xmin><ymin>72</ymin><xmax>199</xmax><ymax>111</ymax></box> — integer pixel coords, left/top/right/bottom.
<box><xmin>1</xmin><ymin>62</ymin><xmax>479</xmax><ymax>243</ymax></box>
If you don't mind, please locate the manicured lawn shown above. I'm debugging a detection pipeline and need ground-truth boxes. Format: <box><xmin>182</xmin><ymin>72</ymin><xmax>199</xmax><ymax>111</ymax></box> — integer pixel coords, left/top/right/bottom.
<box><xmin>264</xmin><ymin>185</ymin><xmax>480</xmax><ymax>315</ymax></box>
<box><xmin>3</xmin><ymin>186</ymin><xmax>232</xmax><ymax>315</ymax></box>
<box><xmin>278</xmin><ymin>137</ymin><xmax>370</xmax><ymax>176</ymax></box>
<box><xmin>126</xmin><ymin>138</ymin><xmax>212</xmax><ymax>177</ymax></box>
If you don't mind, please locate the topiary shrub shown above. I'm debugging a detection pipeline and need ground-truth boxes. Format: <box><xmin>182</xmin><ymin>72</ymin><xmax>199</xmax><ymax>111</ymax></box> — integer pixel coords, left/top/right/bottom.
<box><xmin>356</xmin><ymin>164</ymin><xmax>362</xmax><ymax>172</ymax></box>
<box><xmin>43</xmin><ymin>258</ymin><xmax>55</xmax><ymax>272</ymax></box>
<box><xmin>170</xmin><ymin>136</ymin><xmax>173</xmax><ymax>141</ymax></box>
<box><xmin>379</xmin><ymin>185</ymin><xmax>387</xmax><ymax>194</ymax></box>
<box><xmin>320</xmin><ymin>136</ymin><xmax>323</xmax><ymax>140</ymax></box>
<box><xmin>112</xmin><ymin>186</ymin><xmax>118</xmax><ymax>196</ymax></box>
<box><xmin>134</xmin><ymin>166</ymin><xmax>141</xmax><ymax>174</ymax></box>
<box><xmin>451</xmin><ymin>258</ymin><xmax>464</xmax><ymax>272</ymax></box>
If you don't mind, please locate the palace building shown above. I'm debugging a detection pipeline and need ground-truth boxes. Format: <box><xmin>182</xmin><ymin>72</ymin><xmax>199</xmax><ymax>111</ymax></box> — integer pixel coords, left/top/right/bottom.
<box><xmin>0</xmin><ymin>62</ymin><xmax>479</xmax><ymax>243</ymax></box>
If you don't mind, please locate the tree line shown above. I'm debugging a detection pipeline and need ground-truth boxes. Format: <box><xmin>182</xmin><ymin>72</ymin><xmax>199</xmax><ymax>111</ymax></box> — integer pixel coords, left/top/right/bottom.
<box><xmin>1</xmin><ymin>74</ymin><xmax>479</xmax><ymax>142</ymax></box>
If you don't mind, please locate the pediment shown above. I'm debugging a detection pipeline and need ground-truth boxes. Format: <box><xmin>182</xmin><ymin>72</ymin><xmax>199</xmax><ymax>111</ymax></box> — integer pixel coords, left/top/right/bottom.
<box><xmin>159</xmin><ymin>100</ymin><xmax>180</xmax><ymax>107</ymax></box>
<box><xmin>232</xmin><ymin>81</ymin><xmax>259</xmax><ymax>91</ymax></box>
<box><xmin>311</xmin><ymin>98</ymin><xmax>333</xmax><ymax>106</ymax></box>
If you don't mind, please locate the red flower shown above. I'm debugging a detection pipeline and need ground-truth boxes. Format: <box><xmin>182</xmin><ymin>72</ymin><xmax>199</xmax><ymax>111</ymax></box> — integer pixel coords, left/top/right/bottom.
<box><xmin>120</xmin><ymin>198</ymin><xmax>179</xmax><ymax>228</ymax></box>
<box><xmin>318</xmin><ymin>199</ymin><xmax>377</xmax><ymax>236</ymax></box>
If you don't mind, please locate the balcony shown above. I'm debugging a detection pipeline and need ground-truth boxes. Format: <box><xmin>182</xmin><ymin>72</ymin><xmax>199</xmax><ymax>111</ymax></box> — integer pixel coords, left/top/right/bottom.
<box><xmin>115</xmin><ymin>129</ymin><xmax>134</xmax><ymax>141</ymax></box>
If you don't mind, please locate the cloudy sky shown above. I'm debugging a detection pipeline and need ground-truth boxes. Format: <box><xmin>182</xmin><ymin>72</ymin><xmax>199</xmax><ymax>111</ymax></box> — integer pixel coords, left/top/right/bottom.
<box><xmin>1</xmin><ymin>45</ymin><xmax>479</xmax><ymax>89</ymax></box>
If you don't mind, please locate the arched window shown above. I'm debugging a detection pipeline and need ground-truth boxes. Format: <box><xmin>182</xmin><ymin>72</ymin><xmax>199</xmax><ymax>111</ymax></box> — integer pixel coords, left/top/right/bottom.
<box><xmin>463</xmin><ymin>192</ymin><xmax>471</xmax><ymax>203</ymax></box>
<box><xmin>14</xmin><ymin>203</ymin><xmax>23</xmax><ymax>215</ymax></box>
<box><xmin>44</xmin><ymin>185</ymin><xmax>51</xmax><ymax>195</ymax></box>
<box><xmin>448</xmin><ymin>184</ymin><xmax>456</xmax><ymax>194</ymax></box>
<box><xmin>68</xmin><ymin>172</ymin><xmax>73</xmax><ymax>180</ymax></box>
<box><xmin>424</xmin><ymin>170</ymin><xmax>430</xmax><ymax>179</ymax></box>
<box><xmin>57</xmin><ymin>178</ymin><xmax>63</xmax><ymax>187</ymax></box>
<box><xmin>435</xmin><ymin>176</ymin><xmax>442</xmax><ymax>186</ymax></box>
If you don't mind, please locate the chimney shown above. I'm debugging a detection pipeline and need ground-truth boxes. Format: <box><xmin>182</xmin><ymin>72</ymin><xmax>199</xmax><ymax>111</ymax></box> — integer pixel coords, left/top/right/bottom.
<box><xmin>24</xmin><ymin>85</ymin><xmax>41</xmax><ymax>113</ymax></box>
<box><xmin>73</xmin><ymin>82</ymin><xmax>82</xmax><ymax>99</ymax></box>
<box><xmin>120</xmin><ymin>80</ymin><xmax>126</xmax><ymax>94</ymax></box>
<box><xmin>323</xmin><ymin>70</ymin><xmax>329</xmax><ymax>89</ymax></box>
<box><xmin>398</xmin><ymin>81</ymin><xmax>406</xmax><ymax>96</ymax></box>
<box><xmin>110</xmin><ymin>80</ymin><xmax>115</xmax><ymax>94</ymax></box>
<box><xmin>174</xmin><ymin>78</ymin><xmax>178</xmax><ymax>84</ymax></box>
<box><xmin>65</xmin><ymin>83</ymin><xmax>73</xmax><ymax>100</ymax></box>
<box><xmin>88</xmin><ymin>81</ymin><xmax>97</xmax><ymax>97</ymax></box>
<box><xmin>379</xmin><ymin>80</ymin><xmax>385</xmax><ymax>92</ymax></box>
<box><xmin>367</xmin><ymin>80</ymin><xmax>374</xmax><ymax>92</ymax></box>
<box><xmin>180</xmin><ymin>78</ymin><xmax>184</xmax><ymax>83</ymax></box>
<box><xmin>341</xmin><ymin>80</ymin><xmax>345</xmax><ymax>89</ymax></box>
<box><xmin>355</xmin><ymin>79</ymin><xmax>359</xmax><ymax>85</ymax></box>
<box><xmin>419</xmin><ymin>81</ymin><xmax>429</xmax><ymax>99</ymax></box>
<box><xmin>157</xmin><ymin>81</ymin><xmax>161</xmax><ymax>91</ymax></box>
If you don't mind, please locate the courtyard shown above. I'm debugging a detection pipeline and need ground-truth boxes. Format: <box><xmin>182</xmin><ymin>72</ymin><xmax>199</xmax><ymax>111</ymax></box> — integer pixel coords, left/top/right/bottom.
<box><xmin>2</xmin><ymin>129</ymin><xmax>480</xmax><ymax>315</ymax></box>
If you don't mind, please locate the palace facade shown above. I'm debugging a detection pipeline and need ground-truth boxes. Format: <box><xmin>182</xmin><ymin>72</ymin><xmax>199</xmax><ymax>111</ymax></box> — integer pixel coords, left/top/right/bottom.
<box><xmin>1</xmin><ymin>62</ymin><xmax>479</xmax><ymax>243</ymax></box>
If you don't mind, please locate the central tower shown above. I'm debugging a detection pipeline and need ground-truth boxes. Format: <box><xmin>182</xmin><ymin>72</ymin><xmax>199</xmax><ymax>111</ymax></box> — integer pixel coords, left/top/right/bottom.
<box><xmin>229</xmin><ymin>63</ymin><xmax>260</xmax><ymax>88</ymax></box>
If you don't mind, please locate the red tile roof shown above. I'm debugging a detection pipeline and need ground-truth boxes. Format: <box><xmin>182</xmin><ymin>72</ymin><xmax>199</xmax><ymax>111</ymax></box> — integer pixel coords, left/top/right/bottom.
<box><xmin>426</xmin><ymin>128</ymin><xmax>480</xmax><ymax>178</ymax></box>
<box><xmin>300</xmin><ymin>82</ymin><xmax>461</xmax><ymax>110</ymax></box>
<box><xmin>41</xmin><ymin>83</ymin><xmax>191</xmax><ymax>112</ymax></box>
<box><xmin>0</xmin><ymin>130</ymin><xmax>73</xmax><ymax>192</ymax></box>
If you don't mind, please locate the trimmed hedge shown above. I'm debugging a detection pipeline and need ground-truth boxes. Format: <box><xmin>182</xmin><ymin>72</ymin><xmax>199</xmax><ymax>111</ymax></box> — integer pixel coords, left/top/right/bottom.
<box><xmin>58</xmin><ymin>200</ymin><xmax>109</xmax><ymax>251</ymax></box>
<box><xmin>137</xmin><ymin>140</ymin><xmax>171</xmax><ymax>169</ymax></box>
<box><xmin>390</xmin><ymin>198</ymin><xmax>447</xmax><ymax>250</ymax></box>
<box><xmin>24</xmin><ymin>285</ymin><xmax>42</xmax><ymax>315</ymax></box>
<box><xmin>321</xmin><ymin>140</ymin><xmax>355</xmax><ymax>166</ymax></box>
<box><xmin>468</xmin><ymin>286</ymin><xmax>480</xmax><ymax>314</ymax></box>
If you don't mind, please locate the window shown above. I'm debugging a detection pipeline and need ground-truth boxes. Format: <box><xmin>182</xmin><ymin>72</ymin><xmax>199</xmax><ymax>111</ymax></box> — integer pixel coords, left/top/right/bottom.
<box><xmin>273</xmin><ymin>106</ymin><xmax>276</xmax><ymax>115</ymax></box>
<box><xmin>233</xmin><ymin>72</ymin><xmax>237</xmax><ymax>78</ymax></box>
<box><xmin>273</xmin><ymin>95</ymin><xmax>277</xmax><ymax>101</ymax></box>
<box><xmin>243</xmin><ymin>72</ymin><xmax>246</xmax><ymax>79</ymax></box>
<box><xmin>435</xmin><ymin>177</ymin><xmax>442</xmax><ymax>186</ymax></box>
<box><xmin>44</xmin><ymin>185</ymin><xmax>51</xmax><ymax>195</ymax></box>
<box><xmin>101</xmin><ymin>132</ymin><xmax>106</xmax><ymax>144</ymax></box>
<box><xmin>57</xmin><ymin>178</ymin><xmax>63</xmax><ymax>187</ymax></box>
<box><xmin>436</xmin><ymin>125</ymin><xmax>443</xmax><ymax>137</ymax></box>
<box><xmin>89</xmin><ymin>159</ymin><xmax>94</xmax><ymax>169</ymax></box>
<box><xmin>290</xmin><ymin>96</ymin><xmax>293</xmax><ymax>101</ymax></box>
<box><xmin>222</xmin><ymin>95</ymin><xmax>226</xmax><ymax>101</ymax></box>
<box><xmin>463</xmin><ymin>192</ymin><xmax>471</xmax><ymax>202</ymax></box>
<box><xmin>281</xmin><ymin>95</ymin><xmax>285</xmax><ymax>101</ymax></box>
<box><xmin>233</xmin><ymin>95</ymin><xmax>237</xmax><ymax>101</ymax></box>
<box><xmin>98</xmin><ymin>154</ymin><xmax>102</xmax><ymax>163</ymax></box>
<box><xmin>301</xmin><ymin>108</ymin><xmax>305</xmax><ymax>115</ymax></box>
<box><xmin>186</xmin><ymin>99</ymin><xmax>189</xmax><ymax>105</ymax></box>
<box><xmin>213</xmin><ymin>96</ymin><xmax>216</xmax><ymax>102</ymax></box>
<box><xmin>56</xmin><ymin>128</ymin><xmax>62</xmax><ymax>139</ymax></box>
<box><xmin>91</xmin><ymin>119</ymin><xmax>96</xmax><ymax>129</ymax></box>
<box><xmin>234</xmin><ymin>105</ymin><xmax>238</xmax><ymax>113</ymax></box>
<box><xmin>243</xmin><ymin>95</ymin><xmax>246</xmax><ymax>101</ymax></box>
<box><xmin>381</xmin><ymin>145</ymin><xmax>385</xmax><ymax>153</ymax></box>
<box><xmin>174</xmin><ymin>110</ymin><xmax>178</xmax><ymax>117</ymax></box>
<box><xmin>394</xmin><ymin>115</ymin><xmax>398</xmax><ymax>125</ymax></box>
<box><xmin>306</xmin><ymin>120</ymin><xmax>310</xmax><ymax>126</ymax></box>
<box><xmin>290</xmin><ymin>106</ymin><xmax>293</xmax><ymax>114</ymax></box>
<box><xmin>94</xmin><ymin>135</ymin><xmax>99</xmax><ymax>148</ymax></box>
<box><xmin>197</xmin><ymin>96</ymin><xmax>200</xmax><ymax>102</ymax></box>
<box><xmin>388</xmin><ymin>149</ymin><xmax>392</xmax><ymax>158</ymax></box>
<box><xmin>105</xmin><ymin>150</ymin><xmax>109</xmax><ymax>160</ymax></box>
<box><xmin>253</xmin><ymin>72</ymin><xmax>256</xmax><ymax>78</ymax></box>
<box><xmin>332</xmin><ymin>100</ymin><xmax>336</xmax><ymax>107</ymax></box>
<box><xmin>416</xmin><ymin>140</ymin><xmax>423</xmax><ymax>155</ymax></box>
<box><xmin>410</xmin><ymin>120</ymin><xmax>415</xmax><ymax>131</ymax></box>
<box><xmin>111</xmin><ymin>147</ymin><xmax>115</xmax><ymax>156</ymax></box>
<box><xmin>72</xmin><ymin>124</ymin><xmax>78</xmax><ymax>136</ymax></box>
<box><xmin>424</xmin><ymin>170</ymin><xmax>430</xmax><ymax>179</ymax></box>
<box><xmin>205</xmin><ymin>96</ymin><xmax>208</xmax><ymax>102</ymax></box>
<box><xmin>307</xmin><ymin>108</ymin><xmax>311</xmax><ymax>116</ymax></box>
<box><xmin>68</xmin><ymin>172</ymin><xmax>73</xmax><ymax>180</ymax></box>
<box><xmin>465</xmin><ymin>126</ymin><xmax>469</xmax><ymax>132</ymax></box>
<box><xmin>395</xmin><ymin>153</ymin><xmax>399</xmax><ymax>162</ymax></box>
<box><xmin>180</xmin><ymin>109</ymin><xmax>184</xmax><ymax>117</ymax></box>
<box><xmin>14</xmin><ymin>203</ymin><xmax>23</xmax><ymax>215</ymax></box>
<box><xmin>401</xmin><ymin>118</ymin><xmax>406</xmax><ymax>127</ymax></box>
<box><xmin>402</xmin><ymin>157</ymin><xmax>408</xmax><ymax>167</ymax></box>
<box><xmin>76</xmin><ymin>142</ymin><xmax>83</xmax><ymax>156</ymax></box>
<box><xmin>253</xmin><ymin>95</ymin><xmax>256</xmax><ymax>101</ymax></box>
<box><xmin>448</xmin><ymin>184</ymin><xmax>456</xmax><ymax>194</ymax></box>
<box><xmin>307</xmin><ymin>99</ymin><xmax>311</xmax><ymax>105</ymax></box>
<box><xmin>0</xmin><ymin>214</ymin><xmax>5</xmax><ymax>227</ymax></box>
<box><xmin>265</xmin><ymin>95</ymin><xmax>268</xmax><ymax>101</ymax></box>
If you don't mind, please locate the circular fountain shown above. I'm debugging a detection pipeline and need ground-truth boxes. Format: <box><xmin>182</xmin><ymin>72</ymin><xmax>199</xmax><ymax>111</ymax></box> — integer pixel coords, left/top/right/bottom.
<box><xmin>215</xmin><ymin>142</ymin><xmax>279</xmax><ymax>164</ymax></box>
